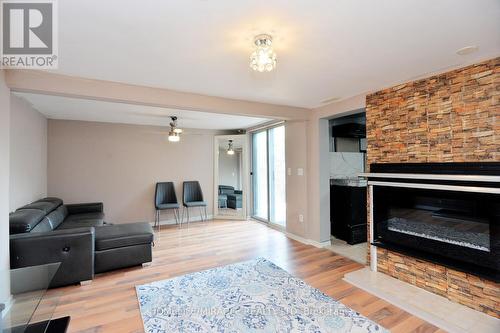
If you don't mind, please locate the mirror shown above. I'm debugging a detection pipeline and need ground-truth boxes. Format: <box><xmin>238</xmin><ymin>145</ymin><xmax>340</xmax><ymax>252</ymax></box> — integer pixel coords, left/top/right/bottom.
<box><xmin>214</xmin><ymin>135</ymin><xmax>247</xmax><ymax>219</ymax></box>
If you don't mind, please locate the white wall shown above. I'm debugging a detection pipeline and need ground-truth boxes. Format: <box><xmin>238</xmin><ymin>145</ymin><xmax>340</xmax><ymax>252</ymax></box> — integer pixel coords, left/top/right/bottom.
<box><xmin>0</xmin><ymin>71</ymin><xmax>11</xmax><ymax>308</ymax></box>
<box><xmin>9</xmin><ymin>95</ymin><xmax>47</xmax><ymax>211</ymax></box>
<box><xmin>218</xmin><ymin>149</ymin><xmax>241</xmax><ymax>189</ymax></box>
<box><xmin>48</xmin><ymin>120</ymin><xmax>228</xmax><ymax>224</ymax></box>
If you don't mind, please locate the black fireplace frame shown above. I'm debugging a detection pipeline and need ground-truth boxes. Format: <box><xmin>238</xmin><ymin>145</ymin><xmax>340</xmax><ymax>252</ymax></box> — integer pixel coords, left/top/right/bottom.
<box><xmin>362</xmin><ymin>162</ymin><xmax>500</xmax><ymax>282</ymax></box>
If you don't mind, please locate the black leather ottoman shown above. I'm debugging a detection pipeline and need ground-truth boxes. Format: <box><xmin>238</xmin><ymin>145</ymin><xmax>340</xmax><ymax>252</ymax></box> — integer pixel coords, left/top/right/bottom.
<box><xmin>94</xmin><ymin>222</ymin><xmax>153</xmax><ymax>274</ymax></box>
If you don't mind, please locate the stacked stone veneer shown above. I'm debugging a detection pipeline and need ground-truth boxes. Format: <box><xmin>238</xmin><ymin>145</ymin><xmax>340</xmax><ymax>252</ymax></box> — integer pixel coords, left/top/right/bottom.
<box><xmin>366</xmin><ymin>57</ymin><xmax>499</xmax><ymax>317</ymax></box>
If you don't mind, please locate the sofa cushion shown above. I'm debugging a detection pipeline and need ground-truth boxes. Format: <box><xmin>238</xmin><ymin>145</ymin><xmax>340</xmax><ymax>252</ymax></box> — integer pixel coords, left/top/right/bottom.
<box><xmin>56</xmin><ymin>219</ymin><xmax>104</xmax><ymax>229</ymax></box>
<box><xmin>18</xmin><ymin>201</ymin><xmax>61</xmax><ymax>214</ymax></box>
<box><xmin>65</xmin><ymin>202</ymin><xmax>103</xmax><ymax>215</ymax></box>
<box><xmin>9</xmin><ymin>209</ymin><xmax>47</xmax><ymax>234</ymax></box>
<box><xmin>44</xmin><ymin>206</ymin><xmax>68</xmax><ymax>230</ymax></box>
<box><xmin>94</xmin><ymin>223</ymin><xmax>153</xmax><ymax>251</ymax></box>
<box><xmin>65</xmin><ymin>212</ymin><xmax>105</xmax><ymax>222</ymax></box>
<box><xmin>219</xmin><ymin>186</ymin><xmax>235</xmax><ymax>195</ymax></box>
<box><xmin>30</xmin><ymin>217</ymin><xmax>54</xmax><ymax>233</ymax></box>
<box><xmin>227</xmin><ymin>194</ymin><xmax>242</xmax><ymax>201</ymax></box>
<box><xmin>34</xmin><ymin>197</ymin><xmax>63</xmax><ymax>206</ymax></box>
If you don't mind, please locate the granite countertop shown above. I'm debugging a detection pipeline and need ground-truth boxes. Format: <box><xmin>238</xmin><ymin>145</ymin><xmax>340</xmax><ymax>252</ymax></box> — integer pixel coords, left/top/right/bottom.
<box><xmin>330</xmin><ymin>177</ymin><xmax>367</xmax><ymax>187</ymax></box>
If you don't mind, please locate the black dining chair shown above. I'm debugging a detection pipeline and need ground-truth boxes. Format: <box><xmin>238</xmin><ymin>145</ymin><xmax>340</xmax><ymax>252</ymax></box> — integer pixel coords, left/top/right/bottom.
<box><xmin>182</xmin><ymin>181</ymin><xmax>208</xmax><ymax>223</ymax></box>
<box><xmin>154</xmin><ymin>182</ymin><xmax>180</xmax><ymax>229</ymax></box>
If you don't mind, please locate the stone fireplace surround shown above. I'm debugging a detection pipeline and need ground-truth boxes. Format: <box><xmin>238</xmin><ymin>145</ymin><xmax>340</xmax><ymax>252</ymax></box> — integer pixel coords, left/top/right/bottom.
<box><xmin>365</xmin><ymin>57</ymin><xmax>499</xmax><ymax>318</ymax></box>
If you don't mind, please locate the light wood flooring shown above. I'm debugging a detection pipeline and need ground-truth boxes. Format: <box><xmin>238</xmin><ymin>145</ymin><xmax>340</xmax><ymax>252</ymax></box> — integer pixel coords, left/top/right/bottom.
<box><xmin>44</xmin><ymin>220</ymin><xmax>443</xmax><ymax>332</ymax></box>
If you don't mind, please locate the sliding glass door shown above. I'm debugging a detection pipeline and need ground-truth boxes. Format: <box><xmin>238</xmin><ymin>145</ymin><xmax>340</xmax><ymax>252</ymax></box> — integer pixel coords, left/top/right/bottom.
<box><xmin>252</xmin><ymin>125</ymin><xmax>286</xmax><ymax>226</ymax></box>
<box><xmin>252</xmin><ymin>131</ymin><xmax>268</xmax><ymax>220</ymax></box>
<box><xmin>269</xmin><ymin>126</ymin><xmax>286</xmax><ymax>225</ymax></box>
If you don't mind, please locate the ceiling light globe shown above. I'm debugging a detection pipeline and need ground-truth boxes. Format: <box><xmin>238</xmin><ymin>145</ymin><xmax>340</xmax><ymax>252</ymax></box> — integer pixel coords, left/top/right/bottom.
<box><xmin>227</xmin><ymin>149</ymin><xmax>235</xmax><ymax>155</ymax></box>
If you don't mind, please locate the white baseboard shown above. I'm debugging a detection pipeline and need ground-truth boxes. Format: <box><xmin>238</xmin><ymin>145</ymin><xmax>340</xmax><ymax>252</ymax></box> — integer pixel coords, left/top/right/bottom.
<box><xmin>149</xmin><ymin>214</ymin><xmax>214</xmax><ymax>227</ymax></box>
<box><xmin>285</xmin><ymin>232</ymin><xmax>332</xmax><ymax>248</ymax></box>
<box><xmin>248</xmin><ymin>218</ymin><xmax>331</xmax><ymax>248</ymax></box>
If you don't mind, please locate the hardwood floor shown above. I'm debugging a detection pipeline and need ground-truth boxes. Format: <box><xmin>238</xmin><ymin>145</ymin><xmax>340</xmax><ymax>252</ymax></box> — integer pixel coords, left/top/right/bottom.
<box><xmin>45</xmin><ymin>220</ymin><xmax>442</xmax><ymax>333</ymax></box>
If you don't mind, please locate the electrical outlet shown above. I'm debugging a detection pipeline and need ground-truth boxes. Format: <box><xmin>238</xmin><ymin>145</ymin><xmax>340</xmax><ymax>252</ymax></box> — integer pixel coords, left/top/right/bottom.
<box><xmin>297</xmin><ymin>168</ymin><xmax>304</xmax><ymax>176</ymax></box>
<box><xmin>298</xmin><ymin>214</ymin><xmax>304</xmax><ymax>223</ymax></box>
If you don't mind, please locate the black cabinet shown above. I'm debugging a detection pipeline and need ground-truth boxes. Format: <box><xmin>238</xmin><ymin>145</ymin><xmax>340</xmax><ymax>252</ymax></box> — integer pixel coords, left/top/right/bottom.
<box><xmin>330</xmin><ymin>184</ymin><xmax>367</xmax><ymax>244</ymax></box>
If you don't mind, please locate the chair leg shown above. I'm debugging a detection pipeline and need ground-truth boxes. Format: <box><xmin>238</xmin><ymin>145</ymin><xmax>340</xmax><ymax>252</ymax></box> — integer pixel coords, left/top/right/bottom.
<box><xmin>157</xmin><ymin>210</ymin><xmax>161</xmax><ymax>232</ymax></box>
<box><xmin>199</xmin><ymin>207</ymin><xmax>203</xmax><ymax>222</ymax></box>
<box><xmin>159</xmin><ymin>210</ymin><xmax>162</xmax><ymax>231</ymax></box>
<box><xmin>205</xmin><ymin>206</ymin><xmax>208</xmax><ymax>221</ymax></box>
<box><xmin>186</xmin><ymin>207</ymin><xmax>190</xmax><ymax>224</ymax></box>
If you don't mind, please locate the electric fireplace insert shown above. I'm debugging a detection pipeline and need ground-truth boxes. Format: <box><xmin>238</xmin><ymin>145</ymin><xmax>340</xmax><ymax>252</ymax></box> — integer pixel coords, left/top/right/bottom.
<box><xmin>362</xmin><ymin>162</ymin><xmax>500</xmax><ymax>282</ymax></box>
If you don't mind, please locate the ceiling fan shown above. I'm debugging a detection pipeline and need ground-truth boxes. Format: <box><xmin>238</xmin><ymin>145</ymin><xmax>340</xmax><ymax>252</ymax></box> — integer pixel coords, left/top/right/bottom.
<box><xmin>168</xmin><ymin>116</ymin><xmax>183</xmax><ymax>142</ymax></box>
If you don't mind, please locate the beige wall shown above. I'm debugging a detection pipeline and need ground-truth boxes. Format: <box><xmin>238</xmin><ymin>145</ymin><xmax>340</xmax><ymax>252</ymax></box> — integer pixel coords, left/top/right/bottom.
<box><xmin>284</xmin><ymin>120</ymin><xmax>308</xmax><ymax>238</ymax></box>
<box><xmin>48</xmin><ymin>120</ymin><xmax>225</xmax><ymax>224</ymax></box>
<box><xmin>9</xmin><ymin>95</ymin><xmax>47</xmax><ymax>211</ymax></box>
<box><xmin>0</xmin><ymin>71</ymin><xmax>11</xmax><ymax>305</ymax></box>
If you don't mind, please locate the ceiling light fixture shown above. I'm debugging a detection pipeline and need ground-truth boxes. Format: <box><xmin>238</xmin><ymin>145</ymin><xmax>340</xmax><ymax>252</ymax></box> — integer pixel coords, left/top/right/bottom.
<box><xmin>227</xmin><ymin>140</ymin><xmax>235</xmax><ymax>155</ymax></box>
<box><xmin>250</xmin><ymin>34</ymin><xmax>277</xmax><ymax>72</ymax></box>
<box><xmin>168</xmin><ymin>116</ymin><xmax>182</xmax><ymax>142</ymax></box>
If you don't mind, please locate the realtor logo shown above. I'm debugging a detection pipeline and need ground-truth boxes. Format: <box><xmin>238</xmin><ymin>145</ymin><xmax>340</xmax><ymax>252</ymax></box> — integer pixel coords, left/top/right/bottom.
<box><xmin>1</xmin><ymin>0</ymin><xmax>58</xmax><ymax>68</ymax></box>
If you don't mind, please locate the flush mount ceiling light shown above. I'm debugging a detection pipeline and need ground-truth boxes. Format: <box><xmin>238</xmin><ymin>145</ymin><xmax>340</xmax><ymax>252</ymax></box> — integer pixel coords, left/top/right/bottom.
<box><xmin>168</xmin><ymin>116</ymin><xmax>182</xmax><ymax>142</ymax></box>
<box><xmin>227</xmin><ymin>140</ymin><xmax>235</xmax><ymax>155</ymax></box>
<box><xmin>250</xmin><ymin>34</ymin><xmax>277</xmax><ymax>72</ymax></box>
<box><xmin>456</xmin><ymin>45</ymin><xmax>479</xmax><ymax>55</ymax></box>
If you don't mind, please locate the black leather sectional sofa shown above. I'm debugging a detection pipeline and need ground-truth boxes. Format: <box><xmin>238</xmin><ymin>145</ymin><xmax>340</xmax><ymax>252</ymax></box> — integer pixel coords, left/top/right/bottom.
<box><xmin>218</xmin><ymin>185</ymin><xmax>242</xmax><ymax>209</ymax></box>
<box><xmin>9</xmin><ymin>197</ymin><xmax>154</xmax><ymax>287</ymax></box>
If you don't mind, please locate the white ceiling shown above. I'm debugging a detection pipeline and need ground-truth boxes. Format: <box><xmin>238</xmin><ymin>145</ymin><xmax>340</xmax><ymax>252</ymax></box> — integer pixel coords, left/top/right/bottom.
<box><xmin>50</xmin><ymin>0</ymin><xmax>500</xmax><ymax>108</ymax></box>
<box><xmin>15</xmin><ymin>93</ymin><xmax>271</xmax><ymax>130</ymax></box>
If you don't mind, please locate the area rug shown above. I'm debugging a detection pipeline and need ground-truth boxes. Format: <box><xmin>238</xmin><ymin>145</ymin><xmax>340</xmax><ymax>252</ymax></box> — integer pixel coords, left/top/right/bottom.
<box><xmin>135</xmin><ymin>258</ymin><xmax>387</xmax><ymax>332</ymax></box>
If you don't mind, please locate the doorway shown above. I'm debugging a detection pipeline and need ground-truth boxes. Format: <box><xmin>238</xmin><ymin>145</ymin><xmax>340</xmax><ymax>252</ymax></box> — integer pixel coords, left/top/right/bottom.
<box><xmin>214</xmin><ymin>135</ymin><xmax>248</xmax><ymax>219</ymax></box>
<box><xmin>328</xmin><ymin>112</ymin><xmax>367</xmax><ymax>264</ymax></box>
<box><xmin>251</xmin><ymin>125</ymin><xmax>286</xmax><ymax>227</ymax></box>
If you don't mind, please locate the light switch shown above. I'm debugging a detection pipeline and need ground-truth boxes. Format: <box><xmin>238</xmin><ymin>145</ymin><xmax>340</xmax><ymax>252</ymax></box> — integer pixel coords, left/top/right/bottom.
<box><xmin>287</xmin><ymin>168</ymin><xmax>292</xmax><ymax>176</ymax></box>
<box><xmin>297</xmin><ymin>168</ymin><xmax>304</xmax><ymax>176</ymax></box>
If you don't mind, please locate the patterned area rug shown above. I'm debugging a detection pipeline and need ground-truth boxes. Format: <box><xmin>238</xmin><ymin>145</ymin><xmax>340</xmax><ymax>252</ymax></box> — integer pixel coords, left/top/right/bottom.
<box><xmin>136</xmin><ymin>258</ymin><xmax>387</xmax><ymax>332</ymax></box>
